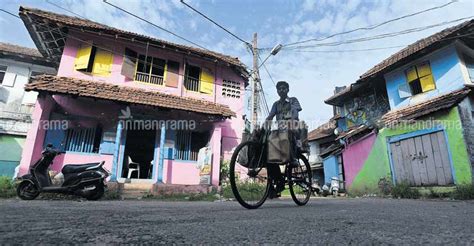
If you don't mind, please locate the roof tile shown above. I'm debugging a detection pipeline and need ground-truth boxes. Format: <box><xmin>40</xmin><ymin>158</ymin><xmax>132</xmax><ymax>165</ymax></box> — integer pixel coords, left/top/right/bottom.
<box><xmin>25</xmin><ymin>75</ymin><xmax>236</xmax><ymax>118</ymax></box>
<box><xmin>381</xmin><ymin>88</ymin><xmax>471</xmax><ymax>126</ymax></box>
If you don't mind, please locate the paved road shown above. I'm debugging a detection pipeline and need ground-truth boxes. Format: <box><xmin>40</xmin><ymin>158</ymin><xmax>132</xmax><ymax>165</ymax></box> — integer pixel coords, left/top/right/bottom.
<box><xmin>1</xmin><ymin>198</ymin><xmax>473</xmax><ymax>244</ymax></box>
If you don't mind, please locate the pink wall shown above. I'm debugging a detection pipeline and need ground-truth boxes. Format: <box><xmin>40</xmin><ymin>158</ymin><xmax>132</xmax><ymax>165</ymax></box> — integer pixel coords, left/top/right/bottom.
<box><xmin>50</xmin><ymin>153</ymin><xmax>114</xmax><ymax>175</ymax></box>
<box><xmin>160</xmin><ymin>125</ymin><xmax>221</xmax><ymax>186</ymax></box>
<box><xmin>342</xmin><ymin>132</ymin><xmax>377</xmax><ymax>188</ymax></box>
<box><xmin>167</xmin><ymin>161</ymin><xmax>201</xmax><ymax>185</ymax></box>
<box><xmin>20</xmin><ymin>31</ymin><xmax>247</xmax><ymax>186</ymax></box>
<box><xmin>58</xmin><ymin>31</ymin><xmax>245</xmax><ymax>143</ymax></box>
<box><xmin>18</xmin><ymin>96</ymin><xmax>55</xmax><ymax>175</ymax></box>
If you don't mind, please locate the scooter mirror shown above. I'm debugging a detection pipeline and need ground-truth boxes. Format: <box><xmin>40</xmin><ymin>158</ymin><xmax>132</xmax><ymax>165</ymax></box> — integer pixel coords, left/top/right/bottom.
<box><xmin>46</xmin><ymin>143</ymin><xmax>53</xmax><ymax>148</ymax></box>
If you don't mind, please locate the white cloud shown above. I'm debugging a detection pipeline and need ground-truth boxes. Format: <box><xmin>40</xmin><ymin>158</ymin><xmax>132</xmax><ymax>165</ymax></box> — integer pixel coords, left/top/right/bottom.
<box><xmin>2</xmin><ymin>0</ymin><xmax>474</xmax><ymax>129</ymax></box>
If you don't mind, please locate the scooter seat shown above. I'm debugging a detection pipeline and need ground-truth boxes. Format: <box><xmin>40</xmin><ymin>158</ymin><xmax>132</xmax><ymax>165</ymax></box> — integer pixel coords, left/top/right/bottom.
<box><xmin>62</xmin><ymin>163</ymin><xmax>101</xmax><ymax>174</ymax></box>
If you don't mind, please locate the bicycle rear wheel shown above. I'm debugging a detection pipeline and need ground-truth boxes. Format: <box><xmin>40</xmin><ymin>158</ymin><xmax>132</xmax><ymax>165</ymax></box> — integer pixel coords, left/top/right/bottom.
<box><xmin>288</xmin><ymin>154</ymin><xmax>312</xmax><ymax>206</ymax></box>
<box><xmin>229</xmin><ymin>141</ymin><xmax>270</xmax><ymax>209</ymax></box>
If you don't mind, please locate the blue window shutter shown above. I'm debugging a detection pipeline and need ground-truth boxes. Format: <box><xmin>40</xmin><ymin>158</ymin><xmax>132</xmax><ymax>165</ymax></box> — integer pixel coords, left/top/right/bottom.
<box><xmin>43</xmin><ymin>128</ymin><xmax>66</xmax><ymax>150</ymax></box>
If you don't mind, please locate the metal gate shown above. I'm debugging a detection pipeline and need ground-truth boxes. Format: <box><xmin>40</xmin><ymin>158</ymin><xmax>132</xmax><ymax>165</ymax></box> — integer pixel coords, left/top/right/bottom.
<box><xmin>389</xmin><ymin>130</ymin><xmax>454</xmax><ymax>186</ymax></box>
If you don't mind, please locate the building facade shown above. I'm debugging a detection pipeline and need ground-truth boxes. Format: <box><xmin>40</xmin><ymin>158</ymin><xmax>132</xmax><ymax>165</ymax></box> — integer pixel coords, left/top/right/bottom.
<box><xmin>0</xmin><ymin>42</ymin><xmax>56</xmax><ymax>177</ymax></box>
<box><xmin>322</xmin><ymin>20</ymin><xmax>474</xmax><ymax>193</ymax></box>
<box><xmin>17</xmin><ymin>7</ymin><xmax>249</xmax><ymax>187</ymax></box>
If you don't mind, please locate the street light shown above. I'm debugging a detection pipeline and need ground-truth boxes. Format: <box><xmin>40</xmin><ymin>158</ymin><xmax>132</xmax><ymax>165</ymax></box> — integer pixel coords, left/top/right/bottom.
<box><xmin>257</xmin><ymin>43</ymin><xmax>282</xmax><ymax>71</ymax></box>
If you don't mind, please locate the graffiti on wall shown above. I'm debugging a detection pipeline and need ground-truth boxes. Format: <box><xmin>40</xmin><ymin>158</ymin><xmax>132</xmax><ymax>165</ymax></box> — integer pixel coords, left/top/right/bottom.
<box><xmin>345</xmin><ymin>92</ymin><xmax>390</xmax><ymax>127</ymax></box>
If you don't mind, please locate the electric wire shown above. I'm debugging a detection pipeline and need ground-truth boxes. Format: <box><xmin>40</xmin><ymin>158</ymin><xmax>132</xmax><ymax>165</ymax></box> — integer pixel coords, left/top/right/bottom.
<box><xmin>285</xmin><ymin>45</ymin><xmax>408</xmax><ymax>53</ymax></box>
<box><xmin>180</xmin><ymin>0</ymin><xmax>251</xmax><ymax>47</ymax></box>
<box><xmin>258</xmin><ymin>54</ymin><xmax>277</xmax><ymax>86</ymax></box>
<box><xmin>102</xmin><ymin>0</ymin><xmax>208</xmax><ymax>50</ymax></box>
<box><xmin>2</xmin><ymin>9</ymin><xmax>219</xmax><ymax>83</ymax></box>
<box><xmin>284</xmin><ymin>16</ymin><xmax>474</xmax><ymax>50</ymax></box>
<box><xmin>45</xmin><ymin>0</ymin><xmax>87</xmax><ymax>19</ymax></box>
<box><xmin>279</xmin><ymin>0</ymin><xmax>459</xmax><ymax>48</ymax></box>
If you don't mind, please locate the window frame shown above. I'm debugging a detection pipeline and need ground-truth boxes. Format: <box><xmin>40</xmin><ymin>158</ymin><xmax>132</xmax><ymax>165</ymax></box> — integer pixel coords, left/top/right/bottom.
<box><xmin>134</xmin><ymin>54</ymin><xmax>167</xmax><ymax>85</ymax></box>
<box><xmin>174</xmin><ymin>130</ymin><xmax>209</xmax><ymax>161</ymax></box>
<box><xmin>63</xmin><ymin>126</ymin><xmax>103</xmax><ymax>154</ymax></box>
<box><xmin>463</xmin><ymin>54</ymin><xmax>474</xmax><ymax>83</ymax></box>
<box><xmin>0</xmin><ymin>65</ymin><xmax>7</xmax><ymax>85</ymax></box>
<box><xmin>74</xmin><ymin>44</ymin><xmax>113</xmax><ymax>77</ymax></box>
<box><xmin>184</xmin><ymin>64</ymin><xmax>201</xmax><ymax>92</ymax></box>
<box><xmin>404</xmin><ymin>61</ymin><xmax>436</xmax><ymax>96</ymax></box>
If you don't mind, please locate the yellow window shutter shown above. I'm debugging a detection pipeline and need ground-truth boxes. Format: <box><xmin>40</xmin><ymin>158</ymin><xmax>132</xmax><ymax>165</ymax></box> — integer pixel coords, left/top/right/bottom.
<box><xmin>406</xmin><ymin>66</ymin><xmax>418</xmax><ymax>82</ymax></box>
<box><xmin>200</xmin><ymin>67</ymin><xmax>214</xmax><ymax>94</ymax></box>
<box><xmin>417</xmin><ymin>63</ymin><xmax>432</xmax><ymax>77</ymax></box>
<box><xmin>92</xmin><ymin>49</ymin><xmax>113</xmax><ymax>76</ymax></box>
<box><xmin>420</xmin><ymin>75</ymin><xmax>436</xmax><ymax>92</ymax></box>
<box><xmin>75</xmin><ymin>44</ymin><xmax>92</xmax><ymax>70</ymax></box>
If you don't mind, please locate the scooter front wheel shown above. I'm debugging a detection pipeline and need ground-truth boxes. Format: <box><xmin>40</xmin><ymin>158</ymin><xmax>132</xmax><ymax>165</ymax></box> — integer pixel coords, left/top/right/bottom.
<box><xmin>17</xmin><ymin>181</ymin><xmax>40</xmax><ymax>200</ymax></box>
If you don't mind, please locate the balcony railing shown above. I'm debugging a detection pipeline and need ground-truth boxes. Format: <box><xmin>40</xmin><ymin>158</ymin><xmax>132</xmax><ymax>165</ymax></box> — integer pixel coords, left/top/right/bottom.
<box><xmin>135</xmin><ymin>72</ymin><xmax>164</xmax><ymax>85</ymax></box>
<box><xmin>184</xmin><ymin>76</ymin><xmax>199</xmax><ymax>92</ymax></box>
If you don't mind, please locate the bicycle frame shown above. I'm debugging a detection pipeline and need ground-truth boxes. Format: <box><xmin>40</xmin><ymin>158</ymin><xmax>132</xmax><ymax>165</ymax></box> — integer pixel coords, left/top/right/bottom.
<box><xmin>246</xmin><ymin>129</ymin><xmax>270</xmax><ymax>177</ymax></box>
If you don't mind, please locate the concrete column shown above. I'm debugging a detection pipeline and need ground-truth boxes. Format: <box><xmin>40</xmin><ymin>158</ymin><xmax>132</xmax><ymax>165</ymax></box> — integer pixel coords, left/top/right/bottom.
<box><xmin>110</xmin><ymin>120</ymin><xmax>123</xmax><ymax>181</ymax></box>
<box><xmin>211</xmin><ymin>124</ymin><xmax>222</xmax><ymax>186</ymax></box>
<box><xmin>156</xmin><ymin>123</ymin><xmax>166</xmax><ymax>183</ymax></box>
<box><xmin>18</xmin><ymin>94</ymin><xmax>55</xmax><ymax>176</ymax></box>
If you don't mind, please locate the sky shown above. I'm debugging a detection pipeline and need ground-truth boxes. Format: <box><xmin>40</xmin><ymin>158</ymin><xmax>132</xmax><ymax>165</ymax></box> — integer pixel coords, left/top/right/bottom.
<box><xmin>1</xmin><ymin>0</ymin><xmax>473</xmax><ymax>130</ymax></box>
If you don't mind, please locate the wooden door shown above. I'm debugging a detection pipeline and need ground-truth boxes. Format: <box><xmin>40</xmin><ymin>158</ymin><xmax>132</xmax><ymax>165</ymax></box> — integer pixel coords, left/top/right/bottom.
<box><xmin>389</xmin><ymin>131</ymin><xmax>453</xmax><ymax>186</ymax></box>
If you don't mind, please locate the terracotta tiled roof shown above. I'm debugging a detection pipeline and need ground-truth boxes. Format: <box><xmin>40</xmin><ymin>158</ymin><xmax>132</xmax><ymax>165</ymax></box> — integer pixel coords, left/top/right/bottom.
<box><xmin>0</xmin><ymin>42</ymin><xmax>42</xmax><ymax>57</ymax></box>
<box><xmin>25</xmin><ymin>75</ymin><xmax>236</xmax><ymax>118</ymax></box>
<box><xmin>335</xmin><ymin>125</ymin><xmax>371</xmax><ymax>141</ymax></box>
<box><xmin>18</xmin><ymin>6</ymin><xmax>249</xmax><ymax>79</ymax></box>
<box><xmin>360</xmin><ymin>19</ymin><xmax>474</xmax><ymax>80</ymax></box>
<box><xmin>0</xmin><ymin>42</ymin><xmax>54</xmax><ymax>66</ymax></box>
<box><xmin>382</xmin><ymin>87</ymin><xmax>471</xmax><ymax>126</ymax></box>
<box><xmin>308</xmin><ymin>119</ymin><xmax>337</xmax><ymax>141</ymax></box>
<box><xmin>325</xmin><ymin>19</ymin><xmax>474</xmax><ymax>105</ymax></box>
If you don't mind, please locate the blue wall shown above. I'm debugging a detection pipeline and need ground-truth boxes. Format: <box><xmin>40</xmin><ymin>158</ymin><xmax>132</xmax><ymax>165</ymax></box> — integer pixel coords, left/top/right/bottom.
<box><xmin>384</xmin><ymin>45</ymin><xmax>466</xmax><ymax>109</ymax></box>
<box><xmin>323</xmin><ymin>155</ymin><xmax>339</xmax><ymax>184</ymax></box>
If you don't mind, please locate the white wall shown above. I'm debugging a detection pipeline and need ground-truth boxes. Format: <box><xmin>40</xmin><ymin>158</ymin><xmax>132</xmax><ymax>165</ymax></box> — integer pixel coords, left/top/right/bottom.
<box><xmin>308</xmin><ymin>141</ymin><xmax>322</xmax><ymax>164</ymax></box>
<box><xmin>0</xmin><ymin>59</ymin><xmax>56</xmax><ymax>113</ymax></box>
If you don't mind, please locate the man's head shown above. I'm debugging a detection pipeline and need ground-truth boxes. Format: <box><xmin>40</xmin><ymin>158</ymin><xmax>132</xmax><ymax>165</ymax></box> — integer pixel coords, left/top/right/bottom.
<box><xmin>276</xmin><ymin>81</ymin><xmax>289</xmax><ymax>99</ymax></box>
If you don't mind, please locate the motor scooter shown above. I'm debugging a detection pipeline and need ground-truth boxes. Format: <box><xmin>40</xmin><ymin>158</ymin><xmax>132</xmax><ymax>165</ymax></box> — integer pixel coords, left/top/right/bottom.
<box><xmin>311</xmin><ymin>179</ymin><xmax>321</xmax><ymax>196</ymax></box>
<box><xmin>322</xmin><ymin>176</ymin><xmax>340</xmax><ymax>197</ymax></box>
<box><xmin>16</xmin><ymin>144</ymin><xmax>109</xmax><ymax>200</ymax></box>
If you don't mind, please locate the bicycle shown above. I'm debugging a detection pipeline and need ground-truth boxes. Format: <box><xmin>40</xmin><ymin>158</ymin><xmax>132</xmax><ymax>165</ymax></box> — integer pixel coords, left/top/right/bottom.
<box><xmin>229</xmin><ymin>127</ymin><xmax>312</xmax><ymax>209</ymax></box>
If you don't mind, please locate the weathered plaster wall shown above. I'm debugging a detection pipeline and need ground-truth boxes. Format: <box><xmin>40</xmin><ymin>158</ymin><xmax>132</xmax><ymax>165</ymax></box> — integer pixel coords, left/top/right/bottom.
<box><xmin>349</xmin><ymin>107</ymin><xmax>471</xmax><ymax>193</ymax></box>
<box><xmin>384</xmin><ymin>45</ymin><xmax>466</xmax><ymax>109</ymax></box>
<box><xmin>457</xmin><ymin>96</ymin><xmax>474</xmax><ymax>182</ymax></box>
<box><xmin>58</xmin><ymin>31</ymin><xmax>245</xmax><ymax>160</ymax></box>
<box><xmin>0</xmin><ymin>59</ymin><xmax>55</xmax><ymax>113</ymax></box>
<box><xmin>342</xmin><ymin>132</ymin><xmax>377</xmax><ymax>189</ymax></box>
<box><xmin>343</xmin><ymin>87</ymin><xmax>390</xmax><ymax>128</ymax></box>
<box><xmin>323</xmin><ymin>155</ymin><xmax>339</xmax><ymax>184</ymax></box>
<box><xmin>0</xmin><ymin>135</ymin><xmax>25</xmax><ymax>176</ymax></box>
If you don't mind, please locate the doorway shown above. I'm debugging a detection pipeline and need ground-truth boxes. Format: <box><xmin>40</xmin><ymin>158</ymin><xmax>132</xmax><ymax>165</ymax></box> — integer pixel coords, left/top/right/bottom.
<box><xmin>121</xmin><ymin>129</ymin><xmax>156</xmax><ymax>179</ymax></box>
<box><xmin>389</xmin><ymin>130</ymin><xmax>454</xmax><ymax>186</ymax></box>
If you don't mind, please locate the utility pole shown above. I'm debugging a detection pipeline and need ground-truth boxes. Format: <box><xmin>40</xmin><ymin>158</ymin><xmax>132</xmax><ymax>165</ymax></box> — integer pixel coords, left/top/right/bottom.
<box><xmin>251</xmin><ymin>32</ymin><xmax>260</xmax><ymax>130</ymax></box>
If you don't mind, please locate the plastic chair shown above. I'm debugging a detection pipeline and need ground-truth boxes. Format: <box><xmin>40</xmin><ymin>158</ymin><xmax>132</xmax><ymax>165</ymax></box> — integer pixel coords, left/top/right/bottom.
<box><xmin>127</xmin><ymin>156</ymin><xmax>140</xmax><ymax>179</ymax></box>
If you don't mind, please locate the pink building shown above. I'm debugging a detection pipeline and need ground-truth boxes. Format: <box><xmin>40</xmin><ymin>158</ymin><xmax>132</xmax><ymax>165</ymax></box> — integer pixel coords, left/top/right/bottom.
<box><xmin>17</xmin><ymin>7</ymin><xmax>248</xmax><ymax>187</ymax></box>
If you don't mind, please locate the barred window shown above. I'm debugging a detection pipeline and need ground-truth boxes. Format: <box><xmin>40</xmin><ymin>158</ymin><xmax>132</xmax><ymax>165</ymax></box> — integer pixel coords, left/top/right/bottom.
<box><xmin>175</xmin><ymin>130</ymin><xmax>209</xmax><ymax>161</ymax></box>
<box><xmin>64</xmin><ymin>127</ymin><xmax>102</xmax><ymax>153</ymax></box>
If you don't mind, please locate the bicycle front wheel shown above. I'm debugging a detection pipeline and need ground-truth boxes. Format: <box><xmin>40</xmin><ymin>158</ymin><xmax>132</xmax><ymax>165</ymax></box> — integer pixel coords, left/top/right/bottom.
<box><xmin>229</xmin><ymin>141</ymin><xmax>270</xmax><ymax>209</ymax></box>
<box><xmin>288</xmin><ymin>154</ymin><xmax>312</xmax><ymax>206</ymax></box>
